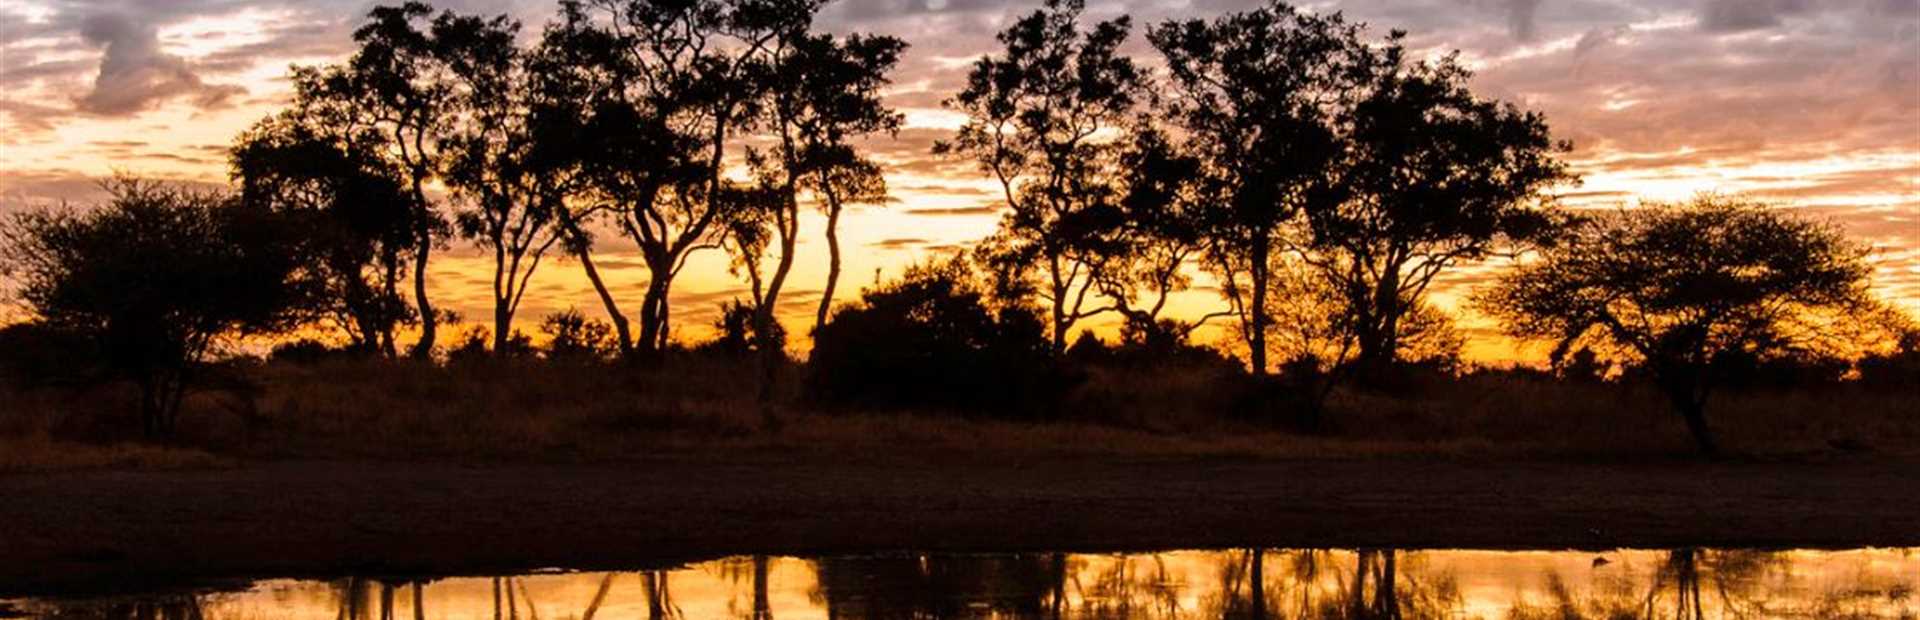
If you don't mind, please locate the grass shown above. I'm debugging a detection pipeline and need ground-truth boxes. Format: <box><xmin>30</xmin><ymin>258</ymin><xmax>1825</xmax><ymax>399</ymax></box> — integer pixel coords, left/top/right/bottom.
<box><xmin>1</xmin><ymin>354</ymin><xmax>1914</xmax><ymax>469</ymax></box>
<box><xmin>0</xmin><ymin>434</ymin><xmax>227</xmax><ymax>473</ymax></box>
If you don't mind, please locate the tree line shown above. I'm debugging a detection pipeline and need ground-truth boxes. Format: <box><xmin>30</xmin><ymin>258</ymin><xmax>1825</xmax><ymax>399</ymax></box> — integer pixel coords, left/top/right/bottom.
<box><xmin>2</xmin><ymin>0</ymin><xmax>1911</xmax><ymax>454</ymax></box>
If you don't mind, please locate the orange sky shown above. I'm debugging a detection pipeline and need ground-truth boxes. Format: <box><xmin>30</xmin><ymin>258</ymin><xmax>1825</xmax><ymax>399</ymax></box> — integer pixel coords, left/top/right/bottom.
<box><xmin>3</xmin><ymin>0</ymin><xmax>1916</xmax><ymax>363</ymax></box>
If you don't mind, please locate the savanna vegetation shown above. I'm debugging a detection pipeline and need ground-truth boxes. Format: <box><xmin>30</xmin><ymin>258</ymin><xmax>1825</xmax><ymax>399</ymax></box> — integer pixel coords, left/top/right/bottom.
<box><xmin>1</xmin><ymin>0</ymin><xmax>1914</xmax><ymax>469</ymax></box>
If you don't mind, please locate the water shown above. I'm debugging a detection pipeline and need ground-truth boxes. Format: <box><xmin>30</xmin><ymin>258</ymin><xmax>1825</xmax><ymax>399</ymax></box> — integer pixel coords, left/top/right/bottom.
<box><xmin>6</xmin><ymin>548</ymin><xmax>1914</xmax><ymax>619</ymax></box>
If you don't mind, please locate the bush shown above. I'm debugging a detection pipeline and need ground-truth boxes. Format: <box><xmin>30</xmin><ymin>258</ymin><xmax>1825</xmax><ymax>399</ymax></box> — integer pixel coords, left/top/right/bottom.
<box><xmin>0</xmin><ymin>322</ymin><xmax>98</xmax><ymax>387</ymax></box>
<box><xmin>694</xmin><ymin>300</ymin><xmax>786</xmax><ymax>359</ymax></box>
<box><xmin>540</xmin><ymin>309</ymin><xmax>616</xmax><ymax>362</ymax></box>
<box><xmin>269</xmin><ymin>338</ymin><xmax>360</xmax><ymax>365</ymax></box>
<box><xmin>806</xmin><ymin>257</ymin><xmax>1067</xmax><ymax>417</ymax></box>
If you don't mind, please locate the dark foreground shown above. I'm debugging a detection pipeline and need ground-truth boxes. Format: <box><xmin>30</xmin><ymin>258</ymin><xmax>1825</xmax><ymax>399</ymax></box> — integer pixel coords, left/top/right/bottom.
<box><xmin>3</xmin><ymin>456</ymin><xmax>1916</xmax><ymax>595</ymax></box>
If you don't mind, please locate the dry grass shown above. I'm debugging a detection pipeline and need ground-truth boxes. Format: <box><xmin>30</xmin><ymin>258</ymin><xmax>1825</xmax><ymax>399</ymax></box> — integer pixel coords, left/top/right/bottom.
<box><xmin>0</xmin><ymin>356</ymin><xmax>1913</xmax><ymax>469</ymax></box>
<box><xmin>0</xmin><ymin>434</ymin><xmax>227</xmax><ymax>472</ymax></box>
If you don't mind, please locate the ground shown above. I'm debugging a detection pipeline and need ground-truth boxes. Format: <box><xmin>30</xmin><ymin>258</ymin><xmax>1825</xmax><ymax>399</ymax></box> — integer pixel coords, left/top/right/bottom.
<box><xmin>3</xmin><ymin>454</ymin><xmax>1915</xmax><ymax>596</ymax></box>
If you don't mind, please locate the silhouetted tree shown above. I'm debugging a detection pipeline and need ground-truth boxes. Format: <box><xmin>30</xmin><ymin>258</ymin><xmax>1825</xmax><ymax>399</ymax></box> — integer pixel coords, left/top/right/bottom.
<box><xmin>231</xmin><ymin>73</ymin><xmax>417</xmax><ymax>356</ymax></box>
<box><xmin>1146</xmin><ymin>3</ymin><xmax>1366</xmax><ymax>375</ymax></box>
<box><xmin>807</xmin><ymin>256</ymin><xmax>1058</xmax><ymax>415</ymax></box>
<box><xmin>342</xmin><ymin>2</ymin><xmax>463</xmax><ymax>358</ymax></box>
<box><xmin>759</xmin><ymin>32</ymin><xmax>906</xmax><ymax>338</ymax></box>
<box><xmin>937</xmin><ymin>0</ymin><xmax>1146</xmax><ymax>355</ymax></box>
<box><xmin>1</xmin><ymin>179</ymin><xmax>317</xmax><ymax>438</ymax></box>
<box><xmin>729</xmin><ymin>14</ymin><xmax>904</xmax><ymax>419</ymax></box>
<box><xmin>435</xmin><ymin>9</ymin><xmax>572</xmax><ymax>353</ymax></box>
<box><xmin>536</xmin><ymin>0</ymin><xmax>786</xmax><ymax>357</ymax></box>
<box><xmin>1480</xmin><ymin>198</ymin><xmax>1878</xmax><ymax>455</ymax></box>
<box><xmin>1307</xmin><ymin>37</ymin><xmax>1571</xmax><ymax>379</ymax></box>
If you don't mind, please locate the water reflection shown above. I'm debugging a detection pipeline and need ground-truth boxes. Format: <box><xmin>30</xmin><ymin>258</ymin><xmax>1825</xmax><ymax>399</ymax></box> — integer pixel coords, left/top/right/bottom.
<box><xmin>8</xmin><ymin>548</ymin><xmax>1914</xmax><ymax>619</ymax></box>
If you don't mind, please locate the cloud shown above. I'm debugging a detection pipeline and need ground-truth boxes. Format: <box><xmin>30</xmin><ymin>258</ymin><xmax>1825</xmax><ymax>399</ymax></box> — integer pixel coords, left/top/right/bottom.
<box><xmin>1698</xmin><ymin>0</ymin><xmax>1808</xmax><ymax>32</ymax></box>
<box><xmin>74</xmin><ymin>13</ymin><xmax>246</xmax><ymax>115</ymax></box>
<box><xmin>1505</xmin><ymin>0</ymin><xmax>1542</xmax><ymax>40</ymax></box>
<box><xmin>906</xmin><ymin>204</ymin><xmax>1002</xmax><ymax>216</ymax></box>
<box><xmin>870</xmin><ymin>237</ymin><xmax>931</xmax><ymax>249</ymax></box>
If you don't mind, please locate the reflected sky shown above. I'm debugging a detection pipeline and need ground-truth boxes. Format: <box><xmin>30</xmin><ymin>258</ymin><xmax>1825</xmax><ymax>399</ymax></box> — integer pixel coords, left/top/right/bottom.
<box><xmin>8</xmin><ymin>548</ymin><xmax>1916</xmax><ymax>619</ymax></box>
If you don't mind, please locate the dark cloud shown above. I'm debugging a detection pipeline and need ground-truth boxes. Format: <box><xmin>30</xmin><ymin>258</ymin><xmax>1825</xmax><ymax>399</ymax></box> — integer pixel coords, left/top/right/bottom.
<box><xmin>75</xmin><ymin>13</ymin><xmax>246</xmax><ymax>115</ymax></box>
<box><xmin>1698</xmin><ymin>0</ymin><xmax>1808</xmax><ymax>32</ymax></box>
<box><xmin>1505</xmin><ymin>0</ymin><xmax>1542</xmax><ymax>40</ymax></box>
<box><xmin>870</xmin><ymin>237</ymin><xmax>931</xmax><ymax>249</ymax></box>
<box><xmin>906</xmin><ymin>204</ymin><xmax>1002</xmax><ymax>216</ymax></box>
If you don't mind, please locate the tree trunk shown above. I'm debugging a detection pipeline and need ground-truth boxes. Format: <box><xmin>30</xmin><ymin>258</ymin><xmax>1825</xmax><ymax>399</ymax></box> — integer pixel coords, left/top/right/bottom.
<box><xmin>815</xmin><ymin>202</ymin><xmax>843</xmax><ymax>337</ymax></box>
<box><xmin>1671</xmin><ymin>390</ymin><xmax>1719</xmax><ymax>457</ymax></box>
<box><xmin>139</xmin><ymin>375</ymin><xmax>161</xmax><ymax>439</ymax></box>
<box><xmin>751</xmin><ymin>555</ymin><xmax>771</xmax><ymax>620</ymax></box>
<box><xmin>1049</xmin><ymin>252</ymin><xmax>1068</xmax><ymax>356</ymax></box>
<box><xmin>409</xmin><ymin>240</ymin><xmax>437</xmax><ymax>359</ymax></box>
<box><xmin>756</xmin><ymin>206</ymin><xmax>799</xmax><ymax>430</ymax></box>
<box><xmin>1248</xmin><ymin>549</ymin><xmax>1265</xmax><ymax>619</ymax></box>
<box><xmin>638</xmin><ymin>264</ymin><xmax>672</xmax><ymax>359</ymax></box>
<box><xmin>558</xmin><ymin>215</ymin><xmax>632</xmax><ymax>355</ymax></box>
<box><xmin>578</xmin><ymin>251</ymin><xmax>632</xmax><ymax>355</ymax></box>
<box><xmin>492</xmin><ymin>301</ymin><xmax>512</xmax><ymax>354</ymax></box>
<box><xmin>380</xmin><ymin>254</ymin><xmax>402</xmax><ymax>358</ymax></box>
<box><xmin>1248</xmin><ymin>236</ymin><xmax>1270</xmax><ymax>375</ymax></box>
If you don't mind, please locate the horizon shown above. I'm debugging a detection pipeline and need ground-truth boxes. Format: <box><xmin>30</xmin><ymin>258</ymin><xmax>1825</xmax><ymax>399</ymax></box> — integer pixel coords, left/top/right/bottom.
<box><xmin>3</xmin><ymin>0</ymin><xmax>1916</xmax><ymax>363</ymax></box>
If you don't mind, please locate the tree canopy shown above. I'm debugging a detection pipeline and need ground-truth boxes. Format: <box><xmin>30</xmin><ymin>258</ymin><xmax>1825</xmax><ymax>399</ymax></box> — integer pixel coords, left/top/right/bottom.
<box><xmin>1480</xmin><ymin>197</ymin><xmax>1878</xmax><ymax>454</ymax></box>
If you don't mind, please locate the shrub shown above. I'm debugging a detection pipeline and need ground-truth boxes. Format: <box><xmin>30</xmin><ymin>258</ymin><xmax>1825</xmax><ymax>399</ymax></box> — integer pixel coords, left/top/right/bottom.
<box><xmin>806</xmin><ymin>257</ymin><xmax>1066</xmax><ymax>417</ymax></box>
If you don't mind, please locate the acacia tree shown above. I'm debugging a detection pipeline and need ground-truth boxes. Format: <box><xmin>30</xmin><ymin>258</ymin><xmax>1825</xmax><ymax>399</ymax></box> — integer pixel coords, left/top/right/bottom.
<box><xmin>938</xmin><ymin>0</ymin><xmax>1146</xmax><ymax>355</ymax></box>
<box><xmin>758</xmin><ymin>32</ymin><xmax>905</xmax><ymax>338</ymax></box>
<box><xmin>231</xmin><ymin>72</ymin><xmax>417</xmax><ymax>356</ymax></box>
<box><xmin>0</xmin><ymin>180</ymin><xmax>317</xmax><ymax>438</ymax></box>
<box><xmin>1479</xmin><ymin>198</ymin><xmax>1877</xmax><ymax>455</ymax></box>
<box><xmin>344</xmin><ymin>2</ymin><xmax>460</xmax><ymax>358</ymax></box>
<box><xmin>436</xmin><ymin>11</ymin><xmax>570</xmax><ymax>353</ymax></box>
<box><xmin>742</xmin><ymin>23</ymin><xmax>904</xmax><ymax>409</ymax></box>
<box><xmin>1309</xmin><ymin>42</ymin><xmax>1572</xmax><ymax>377</ymax></box>
<box><xmin>538</xmin><ymin>0</ymin><xmax>789</xmax><ymax>357</ymax></box>
<box><xmin>1145</xmin><ymin>3</ymin><xmax>1365</xmax><ymax>375</ymax></box>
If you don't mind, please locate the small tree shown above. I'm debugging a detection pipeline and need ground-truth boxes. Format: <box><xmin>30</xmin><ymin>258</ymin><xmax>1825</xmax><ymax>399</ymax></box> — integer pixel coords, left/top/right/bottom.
<box><xmin>540</xmin><ymin>309</ymin><xmax>615</xmax><ymax>362</ymax></box>
<box><xmin>1480</xmin><ymin>197</ymin><xmax>1877</xmax><ymax>455</ymax></box>
<box><xmin>1</xmin><ymin>179</ymin><xmax>317</xmax><ymax>438</ymax></box>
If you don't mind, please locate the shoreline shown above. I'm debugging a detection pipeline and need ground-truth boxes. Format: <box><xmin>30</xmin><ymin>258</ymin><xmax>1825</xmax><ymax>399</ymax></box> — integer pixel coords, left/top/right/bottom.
<box><xmin>4</xmin><ymin>456</ymin><xmax>1916</xmax><ymax>595</ymax></box>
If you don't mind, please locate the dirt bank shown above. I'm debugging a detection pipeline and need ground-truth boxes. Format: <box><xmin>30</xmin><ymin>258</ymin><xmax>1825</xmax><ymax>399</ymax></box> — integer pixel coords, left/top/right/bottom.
<box><xmin>3</xmin><ymin>456</ymin><xmax>1915</xmax><ymax>595</ymax></box>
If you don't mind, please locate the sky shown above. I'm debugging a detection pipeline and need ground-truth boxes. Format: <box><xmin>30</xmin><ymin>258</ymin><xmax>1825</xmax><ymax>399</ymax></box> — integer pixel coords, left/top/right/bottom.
<box><xmin>2</xmin><ymin>0</ymin><xmax>1917</xmax><ymax>362</ymax></box>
